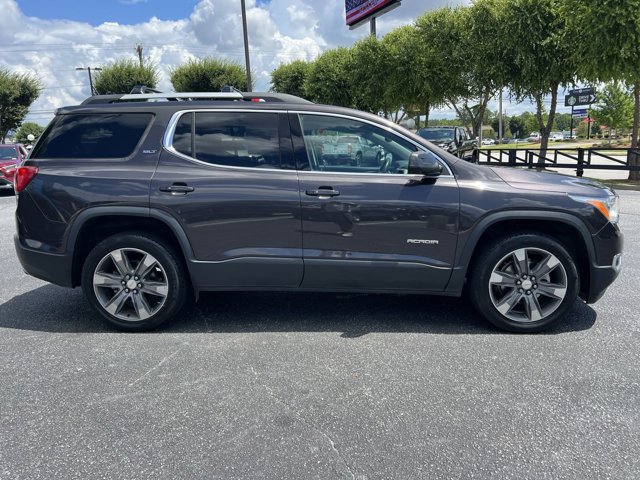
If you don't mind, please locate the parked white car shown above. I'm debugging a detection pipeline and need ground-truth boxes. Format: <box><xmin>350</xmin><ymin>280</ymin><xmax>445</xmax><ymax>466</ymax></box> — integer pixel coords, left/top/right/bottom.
<box><xmin>481</xmin><ymin>138</ymin><xmax>496</xmax><ymax>145</ymax></box>
<box><xmin>550</xmin><ymin>132</ymin><xmax>564</xmax><ymax>142</ymax></box>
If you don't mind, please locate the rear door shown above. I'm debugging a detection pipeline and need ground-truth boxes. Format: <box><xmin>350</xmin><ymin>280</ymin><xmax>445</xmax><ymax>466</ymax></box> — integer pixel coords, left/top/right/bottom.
<box><xmin>151</xmin><ymin>109</ymin><xmax>303</xmax><ymax>290</ymax></box>
<box><xmin>291</xmin><ymin>112</ymin><xmax>460</xmax><ymax>292</ymax></box>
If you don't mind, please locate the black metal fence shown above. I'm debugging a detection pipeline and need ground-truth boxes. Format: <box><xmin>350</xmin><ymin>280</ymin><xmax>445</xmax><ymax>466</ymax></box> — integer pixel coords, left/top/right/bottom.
<box><xmin>475</xmin><ymin>148</ymin><xmax>640</xmax><ymax>177</ymax></box>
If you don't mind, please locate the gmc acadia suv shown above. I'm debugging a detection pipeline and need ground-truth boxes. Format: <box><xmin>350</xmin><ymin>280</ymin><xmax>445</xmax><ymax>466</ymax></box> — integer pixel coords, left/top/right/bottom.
<box><xmin>13</xmin><ymin>90</ymin><xmax>623</xmax><ymax>332</ymax></box>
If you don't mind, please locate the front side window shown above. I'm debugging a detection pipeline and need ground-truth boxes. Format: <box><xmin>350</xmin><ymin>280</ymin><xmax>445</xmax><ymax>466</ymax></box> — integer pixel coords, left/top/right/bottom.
<box><xmin>170</xmin><ymin>112</ymin><xmax>280</xmax><ymax>169</ymax></box>
<box><xmin>31</xmin><ymin>113</ymin><xmax>153</xmax><ymax>159</ymax></box>
<box><xmin>298</xmin><ymin>114</ymin><xmax>417</xmax><ymax>174</ymax></box>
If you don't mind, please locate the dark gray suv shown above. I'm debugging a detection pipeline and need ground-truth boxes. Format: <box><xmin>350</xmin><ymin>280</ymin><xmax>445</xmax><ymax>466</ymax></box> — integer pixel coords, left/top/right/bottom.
<box><xmin>13</xmin><ymin>90</ymin><xmax>623</xmax><ymax>333</ymax></box>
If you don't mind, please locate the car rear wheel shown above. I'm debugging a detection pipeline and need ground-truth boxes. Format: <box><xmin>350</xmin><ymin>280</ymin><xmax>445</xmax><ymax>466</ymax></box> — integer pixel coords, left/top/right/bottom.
<box><xmin>469</xmin><ymin>233</ymin><xmax>579</xmax><ymax>333</ymax></box>
<box><xmin>81</xmin><ymin>233</ymin><xmax>188</xmax><ymax>331</ymax></box>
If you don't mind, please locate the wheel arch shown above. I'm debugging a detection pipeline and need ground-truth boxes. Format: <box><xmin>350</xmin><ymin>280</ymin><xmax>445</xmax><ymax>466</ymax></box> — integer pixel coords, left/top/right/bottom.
<box><xmin>449</xmin><ymin>211</ymin><xmax>594</xmax><ymax>299</ymax></box>
<box><xmin>67</xmin><ymin>207</ymin><xmax>194</xmax><ymax>288</ymax></box>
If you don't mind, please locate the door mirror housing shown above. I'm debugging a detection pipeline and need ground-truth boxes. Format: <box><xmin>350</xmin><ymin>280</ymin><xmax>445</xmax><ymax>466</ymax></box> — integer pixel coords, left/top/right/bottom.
<box><xmin>408</xmin><ymin>151</ymin><xmax>443</xmax><ymax>178</ymax></box>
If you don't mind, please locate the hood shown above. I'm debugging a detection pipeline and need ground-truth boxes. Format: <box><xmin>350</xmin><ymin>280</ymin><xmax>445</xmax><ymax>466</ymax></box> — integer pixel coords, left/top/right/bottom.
<box><xmin>491</xmin><ymin>166</ymin><xmax>614</xmax><ymax>197</ymax></box>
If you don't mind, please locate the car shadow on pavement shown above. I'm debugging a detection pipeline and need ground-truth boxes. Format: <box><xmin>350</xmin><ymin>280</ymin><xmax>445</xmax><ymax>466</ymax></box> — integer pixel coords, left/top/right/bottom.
<box><xmin>0</xmin><ymin>285</ymin><xmax>598</xmax><ymax>336</ymax></box>
<box><xmin>0</xmin><ymin>188</ymin><xmax>15</xmax><ymax>197</ymax></box>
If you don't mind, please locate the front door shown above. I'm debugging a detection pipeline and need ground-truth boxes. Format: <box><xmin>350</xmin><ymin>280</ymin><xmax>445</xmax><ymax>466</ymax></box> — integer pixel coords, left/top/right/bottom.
<box><xmin>291</xmin><ymin>113</ymin><xmax>460</xmax><ymax>292</ymax></box>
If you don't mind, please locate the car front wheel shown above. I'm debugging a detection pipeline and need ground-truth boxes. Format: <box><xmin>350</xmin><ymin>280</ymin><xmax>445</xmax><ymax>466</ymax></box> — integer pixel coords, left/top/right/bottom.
<box><xmin>81</xmin><ymin>233</ymin><xmax>188</xmax><ymax>331</ymax></box>
<box><xmin>469</xmin><ymin>233</ymin><xmax>579</xmax><ymax>333</ymax></box>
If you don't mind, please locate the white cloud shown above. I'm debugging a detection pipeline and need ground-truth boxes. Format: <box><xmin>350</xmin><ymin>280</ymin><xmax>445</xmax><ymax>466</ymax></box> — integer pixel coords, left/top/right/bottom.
<box><xmin>0</xmin><ymin>0</ymin><xmax>469</xmax><ymax>125</ymax></box>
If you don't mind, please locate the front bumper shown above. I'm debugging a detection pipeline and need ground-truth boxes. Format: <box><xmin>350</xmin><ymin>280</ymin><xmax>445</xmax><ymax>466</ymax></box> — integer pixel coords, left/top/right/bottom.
<box><xmin>584</xmin><ymin>223</ymin><xmax>624</xmax><ymax>303</ymax></box>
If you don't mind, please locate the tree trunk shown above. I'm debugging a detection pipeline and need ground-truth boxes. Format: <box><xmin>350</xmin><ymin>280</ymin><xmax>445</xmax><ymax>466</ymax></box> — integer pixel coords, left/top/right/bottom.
<box><xmin>424</xmin><ymin>102</ymin><xmax>430</xmax><ymax>128</ymax></box>
<box><xmin>629</xmin><ymin>81</ymin><xmax>639</xmax><ymax>181</ymax></box>
<box><xmin>535</xmin><ymin>85</ymin><xmax>559</xmax><ymax>169</ymax></box>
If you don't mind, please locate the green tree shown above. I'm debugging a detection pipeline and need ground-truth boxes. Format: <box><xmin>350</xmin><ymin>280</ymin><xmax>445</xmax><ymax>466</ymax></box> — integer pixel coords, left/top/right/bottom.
<box><xmin>171</xmin><ymin>57</ymin><xmax>249</xmax><ymax>92</ymax></box>
<box><xmin>553</xmin><ymin>113</ymin><xmax>573</xmax><ymax>132</ymax></box>
<box><xmin>305</xmin><ymin>48</ymin><xmax>353</xmax><ymax>107</ymax></box>
<box><xmin>0</xmin><ymin>69</ymin><xmax>42</xmax><ymax>142</ymax></box>
<box><xmin>14</xmin><ymin>122</ymin><xmax>44</xmax><ymax>144</ymax></box>
<box><xmin>502</xmin><ymin>0</ymin><xmax>577</xmax><ymax>163</ymax></box>
<box><xmin>414</xmin><ymin>2</ymin><xmax>509</xmax><ymax>139</ymax></box>
<box><xmin>350</xmin><ymin>35</ymin><xmax>393</xmax><ymax>114</ymax></box>
<box><xmin>270</xmin><ymin>60</ymin><xmax>311</xmax><ymax>99</ymax></box>
<box><xmin>591</xmin><ymin>82</ymin><xmax>634</xmax><ymax>141</ymax></box>
<box><xmin>509</xmin><ymin>116</ymin><xmax>526</xmax><ymax>139</ymax></box>
<box><xmin>562</xmin><ymin>0</ymin><xmax>640</xmax><ymax>179</ymax></box>
<box><xmin>93</xmin><ymin>58</ymin><xmax>159</xmax><ymax>95</ymax></box>
<box><xmin>382</xmin><ymin>24</ymin><xmax>443</xmax><ymax>127</ymax></box>
<box><xmin>519</xmin><ymin>111</ymin><xmax>540</xmax><ymax>137</ymax></box>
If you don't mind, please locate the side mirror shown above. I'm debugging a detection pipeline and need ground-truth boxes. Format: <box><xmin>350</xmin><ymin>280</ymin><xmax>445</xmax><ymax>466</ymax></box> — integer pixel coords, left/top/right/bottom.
<box><xmin>408</xmin><ymin>151</ymin><xmax>443</xmax><ymax>178</ymax></box>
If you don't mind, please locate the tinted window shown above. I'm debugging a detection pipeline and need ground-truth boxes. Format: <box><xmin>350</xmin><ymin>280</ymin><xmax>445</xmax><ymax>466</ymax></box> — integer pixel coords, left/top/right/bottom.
<box><xmin>191</xmin><ymin>112</ymin><xmax>281</xmax><ymax>169</ymax></box>
<box><xmin>173</xmin><ymin>113</ymin><xmax>193</xmax><ymax>157</ymax></box>
<box><xmin>0</xmin><ymin>146</ymin><xmax>19</xmax><ymax>160</ymax></box>
<box><xmin>417</xmin><ymin>128</ymin><xmax>454</xmax><ymax>142</ymax></box>
<box><xmin>31</xmin><ymin>113</ymin><xmax>152</xmax><ymax>159</ymax></box>
<box><xmin>299</xmin><ymin>114</ymin><xmax>416</xmax><ymax>174</ymax></box>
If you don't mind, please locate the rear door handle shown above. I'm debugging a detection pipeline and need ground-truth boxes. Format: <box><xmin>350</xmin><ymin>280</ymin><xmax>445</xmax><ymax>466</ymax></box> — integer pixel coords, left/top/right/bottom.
<box><xmin>305</xmin><ymin>188</ymin><xmax>340</xmax><ymax>198</ymax></box>
<box><xmin>159</xmin><ymin>184</ymin><xmax>195</xmax><ymax>195</ymax></box>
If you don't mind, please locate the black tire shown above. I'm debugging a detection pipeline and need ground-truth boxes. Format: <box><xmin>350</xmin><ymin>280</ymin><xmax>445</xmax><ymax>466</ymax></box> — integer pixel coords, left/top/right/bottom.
<box><xmin>468</xmin><ymin>233</ymin><xmax>579</xmax><ymax>333</ymax></box>
<box><xmin>81</xmin><ymin>233</ymin><xmax>188</xmax><ymax>331</ymax></box>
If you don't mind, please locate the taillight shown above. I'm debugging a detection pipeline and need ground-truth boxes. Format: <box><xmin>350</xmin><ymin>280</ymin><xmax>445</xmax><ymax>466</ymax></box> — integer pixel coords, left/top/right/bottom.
<box><xmin>14</xmin><ymin>166</ymin><xmax>39</xmax><ymax>193</ymax></box>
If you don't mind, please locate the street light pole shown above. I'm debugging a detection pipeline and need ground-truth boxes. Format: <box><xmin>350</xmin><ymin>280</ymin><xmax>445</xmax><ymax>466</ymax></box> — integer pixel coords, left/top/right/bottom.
<box><xmin>76</xmin><ymin>66</ymin><xmax>102</xmax><ymax>96</ymax></box>
<box><xmin>240</xmin><ymin>0</ymin><xmax>252</xmax><ymax>91</ymax></box>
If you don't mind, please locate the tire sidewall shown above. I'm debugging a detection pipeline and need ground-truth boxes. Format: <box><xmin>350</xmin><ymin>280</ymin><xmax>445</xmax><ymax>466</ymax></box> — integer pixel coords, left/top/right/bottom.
<box><xmin>81</xmin><ymin>233</ymin><xmax>187</xmax><ymax>331</ymax></box>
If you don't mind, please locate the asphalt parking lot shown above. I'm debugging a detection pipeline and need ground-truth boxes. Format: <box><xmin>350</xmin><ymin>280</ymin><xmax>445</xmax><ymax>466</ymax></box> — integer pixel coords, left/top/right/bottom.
<box><xmin>0</xmin><ymin>187</ymin><xmax>638</xmax><ymax>480</ymax></box>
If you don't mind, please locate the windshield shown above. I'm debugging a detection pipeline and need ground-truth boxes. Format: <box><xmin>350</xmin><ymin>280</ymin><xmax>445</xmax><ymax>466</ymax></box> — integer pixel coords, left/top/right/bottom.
<box><xmin>0</xmin><ymin>147</ymin><xmax>18</xmax><ymax>160</ymax></box>
<box><xmin>417</xmin><ymin>129</ymin><xmax>454</xmax><ymax>142</ymax></box>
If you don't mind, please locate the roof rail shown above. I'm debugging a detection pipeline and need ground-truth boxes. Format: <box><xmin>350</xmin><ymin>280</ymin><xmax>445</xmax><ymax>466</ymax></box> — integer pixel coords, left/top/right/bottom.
<box><xmin>80</xmin><ymin>91</ymin><xmax>313</xmax><ymax>106</ymax></box>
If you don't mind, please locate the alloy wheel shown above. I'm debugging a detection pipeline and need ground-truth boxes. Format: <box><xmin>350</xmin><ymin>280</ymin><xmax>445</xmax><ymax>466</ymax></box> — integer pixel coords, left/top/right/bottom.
<box><xmin>488</xmin><ymin>247</ymin><xmax>568</xmax><ymax>323</ymax></box>
<box><xmin>92</xmin><ymin>248</ymin><xmax>169</xmax><ymax>321</ymax></box>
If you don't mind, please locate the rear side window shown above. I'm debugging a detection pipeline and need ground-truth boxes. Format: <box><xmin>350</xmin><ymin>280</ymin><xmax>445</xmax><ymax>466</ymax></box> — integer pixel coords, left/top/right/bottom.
<box><xmin>170</xmin><ymin>112</ymin><xmax>281</xmax><ymax>169</ymax></box>
<box><xmin>31</xmin><ymin>113</ymin><xmax>153</xmax><ymax>159</ymax></box>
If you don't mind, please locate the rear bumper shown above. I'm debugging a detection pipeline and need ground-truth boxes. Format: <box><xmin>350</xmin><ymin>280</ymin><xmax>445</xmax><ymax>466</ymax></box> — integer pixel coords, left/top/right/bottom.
<box><xmin>14</xmin><ymin>235</ymin><xmax>74</xmax><ymax>288</ymax></box>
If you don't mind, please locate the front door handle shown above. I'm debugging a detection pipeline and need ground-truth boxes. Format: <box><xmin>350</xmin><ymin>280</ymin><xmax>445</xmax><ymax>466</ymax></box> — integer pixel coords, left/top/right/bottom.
<box><xmin>159</xmin><ymin>184</ymin><xmax>195</xmax><ymax>195</ymax></box>
<box><xmin>305</xmin><ymin>187</ymin><xmax>340</xmax><ymax>198</ymax></box>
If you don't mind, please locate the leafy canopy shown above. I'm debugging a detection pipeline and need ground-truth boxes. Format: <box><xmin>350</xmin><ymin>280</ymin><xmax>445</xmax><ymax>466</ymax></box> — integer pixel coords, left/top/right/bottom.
<box><xmin>93</xmin><ymin>58</ymin><xmax>159</xmax><ymax>95</ymax></box>
<box><xmin>171</xmin><ymin>57</ymin><xmax>250</xmax><ymax>92</ymax></box>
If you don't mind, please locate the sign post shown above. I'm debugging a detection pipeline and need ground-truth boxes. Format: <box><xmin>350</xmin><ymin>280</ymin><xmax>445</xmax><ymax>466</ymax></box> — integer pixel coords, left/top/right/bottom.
<box><xmin>566</xmin><ymin>88</ymin><xmax>596</xmax><ymax>140</ymax></box>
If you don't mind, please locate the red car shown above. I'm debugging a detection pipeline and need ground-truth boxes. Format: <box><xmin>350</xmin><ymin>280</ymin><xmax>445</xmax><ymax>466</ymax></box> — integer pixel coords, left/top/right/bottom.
<box><xmin>0</xmin><ymin>144</ymin><xmax>28</xmax><ymax>188</ymax></box>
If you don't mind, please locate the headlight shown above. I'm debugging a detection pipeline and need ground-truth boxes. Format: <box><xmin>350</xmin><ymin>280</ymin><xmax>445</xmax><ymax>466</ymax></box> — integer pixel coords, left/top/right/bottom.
<box><xmin>570</xmin><ymin>194</ymin><xmax>619</xmax><ymax>224</ymax></box>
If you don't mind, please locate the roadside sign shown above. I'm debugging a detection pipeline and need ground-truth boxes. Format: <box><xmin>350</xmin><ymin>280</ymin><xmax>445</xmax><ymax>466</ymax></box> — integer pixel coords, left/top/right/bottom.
<box><xmin>572</xmin><ymin>113</ymin><xmax>588</xmax><ymax>119</ymax></box>
<box><xmin>565</xmin><ymin>88</ymin><xmax>596</xmax><ymax>107</ymax></box>
<box><xmin>569</xmin><ymin>87</ymin><xmax>595</xmax><ymax>96</ymax></box>
<box><xmin>572</xmin><ymin>108</ymin><xmax>588</xmax><ymax>115</ymax></box>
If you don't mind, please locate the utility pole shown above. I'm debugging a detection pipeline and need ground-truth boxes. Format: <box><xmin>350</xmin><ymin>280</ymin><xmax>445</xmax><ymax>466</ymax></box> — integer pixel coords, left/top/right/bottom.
<box><xmin>240</xmin><ymin>0</ymin><xmax>252</xmax><ymax>91</ymax></box>
<box><xmin>135</xmin><ymin>44</ymin><xmax>144</xmax><ymax>67</ymax></box>
<box><xmin>76</xmin><ymin>66</ymin><xmax>102</xmax><ymax>96</ymax></box>
<box><xmin>498</xmin><ymin>90</ymin><xmax>503</xmax><ymax>141</ymax></box>
<box><xmin>370</xmin><ymin>17</ymin><xmax>376</xmax><ymax>37</ymax></box>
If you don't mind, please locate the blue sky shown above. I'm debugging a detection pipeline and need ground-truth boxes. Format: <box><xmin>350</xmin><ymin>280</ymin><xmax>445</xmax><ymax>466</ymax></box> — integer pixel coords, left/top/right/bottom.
<box><xmin>17</xmin><ymin>0</ymin><xmax>200</xmax><ymax>24</ymax></box>
<box><xmin>17</xmin><ymin>0</ymin><xmax>272</xmax><ymax>24</ymax></box>
<box><xmin>6</xmin><ymin>0</ymin><xmax>553</xmax><ymax>125</ymax></box>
